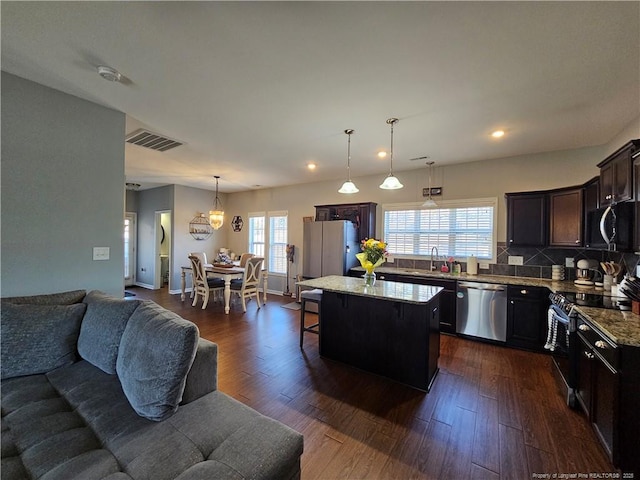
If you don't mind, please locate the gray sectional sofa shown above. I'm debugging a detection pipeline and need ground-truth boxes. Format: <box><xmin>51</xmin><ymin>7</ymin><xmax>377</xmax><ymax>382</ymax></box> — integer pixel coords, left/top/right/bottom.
<box><xmin>1</xmin><ymin>290</ymin><xmax>303</xmax><ymax>480</ymax></box>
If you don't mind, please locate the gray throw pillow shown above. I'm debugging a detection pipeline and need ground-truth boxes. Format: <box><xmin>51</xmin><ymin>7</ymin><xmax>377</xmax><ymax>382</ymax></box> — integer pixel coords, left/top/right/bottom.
<box><xmin>77</xmin><ymin>291</ymin><xmax>141</xmax><ymax>374</ymax></box>
<box><xmin>116</xmin><ymin>301</ymin><xmax>199</xmax><ymax>421</ymax></box>
<box><xmin>1</xmin><ymin>303</ymin><xmax>86</xmax><ymax>380</ymax></box>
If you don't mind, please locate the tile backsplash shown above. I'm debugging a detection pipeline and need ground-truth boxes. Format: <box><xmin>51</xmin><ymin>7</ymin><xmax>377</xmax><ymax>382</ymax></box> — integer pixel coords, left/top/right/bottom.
<box><xmin>393</xmin><ymin>243</ymin><xmax>640</xmax><ymax>281</ymax></box>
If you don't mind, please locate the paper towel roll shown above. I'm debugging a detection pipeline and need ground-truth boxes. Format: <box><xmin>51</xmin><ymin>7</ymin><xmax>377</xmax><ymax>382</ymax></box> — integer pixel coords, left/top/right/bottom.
<box><xmin>467</xmin><ymin>255</ymin><xmax>478</xmax><ymax>275</ymax></box>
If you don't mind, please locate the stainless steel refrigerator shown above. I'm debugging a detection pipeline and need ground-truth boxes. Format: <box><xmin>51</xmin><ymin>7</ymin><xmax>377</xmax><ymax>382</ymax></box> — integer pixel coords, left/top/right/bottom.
<box><xmin>302</xmin><ymin>220</ymin><xmax>359</xmax><ymax>278</ymax></box>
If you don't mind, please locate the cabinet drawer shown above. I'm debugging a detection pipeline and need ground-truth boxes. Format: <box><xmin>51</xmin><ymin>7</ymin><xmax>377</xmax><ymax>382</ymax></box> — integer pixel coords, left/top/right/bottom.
<box><xmin>577</xmin><ymin>316</ymin><xmax>619</xmax><ymax>371</ymax></box>
<box><xmin>507</xmin><ymin>285</ymin><xmax>548</xmax><ymax>300</ymax></box>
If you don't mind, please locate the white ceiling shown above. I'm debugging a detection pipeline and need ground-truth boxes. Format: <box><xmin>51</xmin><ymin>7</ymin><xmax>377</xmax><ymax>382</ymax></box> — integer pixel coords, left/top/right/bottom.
<box><xmin>2</xmin><ymin>1</ymin><xmax>639</xmax><ymax>193</ymax></box>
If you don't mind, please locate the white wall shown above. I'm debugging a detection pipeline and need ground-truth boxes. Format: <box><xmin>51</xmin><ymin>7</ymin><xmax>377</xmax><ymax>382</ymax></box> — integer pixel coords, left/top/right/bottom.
<box><xmin>172</xmin><ymin>185</ymin><xmax>228</xmax><ymax>293</ymax></box>
<box><xmin>1</xmin><ymin>73</ymin><xmax>126</xmax><ymax>297</ymax></box>
<box><xmin>224</xmin><ymin>140</ymin><xmax>640</xmax><ymax>280</ymax></box>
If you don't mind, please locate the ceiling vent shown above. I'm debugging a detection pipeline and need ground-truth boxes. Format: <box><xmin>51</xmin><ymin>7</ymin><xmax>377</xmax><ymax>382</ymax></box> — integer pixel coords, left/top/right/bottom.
<box><xmin>125</xmin><ymin>129</ymin><xmax>183</xmax><ymax>152</ymax></box>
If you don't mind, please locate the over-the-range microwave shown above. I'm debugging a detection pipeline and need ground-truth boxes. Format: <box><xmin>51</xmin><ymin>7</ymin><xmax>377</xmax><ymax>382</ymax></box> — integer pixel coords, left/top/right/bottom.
<box><xmin>585</xmin><ymin>202</ymin><xmax>634</xmax><ymax>251</ymax></box>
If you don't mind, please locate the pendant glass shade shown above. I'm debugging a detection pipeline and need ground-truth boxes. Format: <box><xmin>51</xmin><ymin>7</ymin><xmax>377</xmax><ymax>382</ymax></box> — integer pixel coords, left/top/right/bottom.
<box><xmin>380</xmin><ymin>117</ymin><xmax>403</xmax><ymax>190</ymax></box>
<box><xmin>338</xmin><ymin>180</ymin><xmax>359</xmax><ymax>194</ymax></box>
<box><xmin>422</xmin><ymin>161</ymin><xmax>437</xmax><ymax>207</ymax></box>
<box><xmin>380</xmin><ymin>174</ymin><xmax>404</xmax><ymax>190</ymax></box>
<box><xmin>339</xmin><ymin>129</ymin><xmax>359</xmax><ymax>194</ymax></box>
<box><xmin>209</xmin><ymin>175</ymin><xmax>224</xmax><ymax>230</ymax></box>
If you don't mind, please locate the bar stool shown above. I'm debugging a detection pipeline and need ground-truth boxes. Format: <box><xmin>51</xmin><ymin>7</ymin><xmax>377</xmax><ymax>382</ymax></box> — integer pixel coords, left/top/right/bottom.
<box><xmin>300</xmin><ymin>289</ymin><xmax>322</xmax><ymax>348</ymax></box>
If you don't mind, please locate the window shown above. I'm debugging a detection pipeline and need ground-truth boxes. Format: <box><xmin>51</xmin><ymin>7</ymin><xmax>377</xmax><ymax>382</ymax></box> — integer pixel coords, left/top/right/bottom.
<box><xmin>382</xmin><ymin>198</ymin><xmax>497</xmax><ymax>261</ymax></box>
<box><xmin>247</xmin><ymin>211</ymin><xmax>288</xmax><ymax>274</ymax></box>
<box><xmin>248</xmin><ymin>213</ymin><xmax>265</xmax><ymax>257</ymax></box>
<box><xmin>269</xmin><ymin>213</ymin><xmax>288</xmax><ymax>274</ymax></box>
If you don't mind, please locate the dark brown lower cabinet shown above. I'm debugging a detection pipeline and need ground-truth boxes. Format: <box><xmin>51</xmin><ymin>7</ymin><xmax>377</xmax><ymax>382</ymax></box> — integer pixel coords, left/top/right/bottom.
<box><xmin>349</xmin><ymin>269</ymin><xmax>457</xmax><ymax>334</ymax></box>
<box><xmin>575</xmin><ymin>314</ymin><xmax>640</xmax><ymax>475</ymax></box>
<box><xmin>320</xmin><ymin>290</ymin><xmax>440</xmax><ymax>391</ymax></box>
<box><xmin>506</xmin><ymin>286</ymin><xmax>549</xmax><ymax>351</ymax></box>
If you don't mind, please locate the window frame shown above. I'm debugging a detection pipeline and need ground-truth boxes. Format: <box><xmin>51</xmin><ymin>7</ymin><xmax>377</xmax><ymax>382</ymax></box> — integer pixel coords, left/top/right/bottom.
<box><xmin>247</xmin><ymin>212</ymin><xmax>266</xmax><ymax>259</ymax></box>
<box><xmin>381</xmin><ymin>198</ymin><xmax>498</xmax><ymax>263</ymax></box>
<box><xmin>268</xmin><ymin>210</ymin><xmax>288</xmax><ymax>275</ymax></box>
<box><xmin>247</xmin><ymin>210</ymin><xmax>289</xmax><ymax>275</ymax></box>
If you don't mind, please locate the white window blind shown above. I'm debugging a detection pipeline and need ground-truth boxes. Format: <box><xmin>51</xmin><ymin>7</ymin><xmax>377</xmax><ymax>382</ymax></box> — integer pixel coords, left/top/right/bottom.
<box><xmin>248</xmin><ymin>213</ymin><xmax>265</xmax><ymax>258</ymax></box>
<box><xmin>269</xmin><ymin>212</ymin><xmax>288</xmax><ymax>274</ymax></box>
<box><xmin>383</xmin><ymin>199</ymin><xmax>496</xmax><ymax>261</ymax></box>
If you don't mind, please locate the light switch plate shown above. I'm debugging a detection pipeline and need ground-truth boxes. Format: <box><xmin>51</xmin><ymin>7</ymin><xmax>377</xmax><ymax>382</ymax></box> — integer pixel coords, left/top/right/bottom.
<box><xmin>479</xmin><ymin>262</ymin><xmax>490</xmax><ymax>270</ymax></box>
<box><xmin>508</xmin><ymin>255</ymin><xmax>524</xmax><ymax>266</ymax></box>
<box><xmin>386</xmin><ymin>255</ymin><xmax>395</xmax><ymax>263</ymax></box>
<box><xmin>565</xmin><ymin>257</ymin><xmax>575</xmax><ymax>268</ymax></box>
<box><xmin>93</xmin><ymin>247</ymin><xmax>110</xmax><ymax>261</ymax></box>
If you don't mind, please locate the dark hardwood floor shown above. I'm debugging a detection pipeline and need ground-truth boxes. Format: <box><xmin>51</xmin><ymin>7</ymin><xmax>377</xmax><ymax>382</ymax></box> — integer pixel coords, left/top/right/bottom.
<box><xmin>128</xmin><ymin>287</ymin><xmax>616</xmax><ymax>479</ymax></box>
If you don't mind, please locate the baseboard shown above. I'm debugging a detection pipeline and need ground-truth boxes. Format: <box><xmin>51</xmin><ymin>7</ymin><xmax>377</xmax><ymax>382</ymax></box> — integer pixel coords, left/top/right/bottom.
<box><xmin>134</xmin><ymin>282</ymin><xmax>155</xmax><ymax>290</ymax></box>
<box><xmin>169</xmin><ymin>287</ymin><xmax>191</xmax><ymax>295</ymax></box>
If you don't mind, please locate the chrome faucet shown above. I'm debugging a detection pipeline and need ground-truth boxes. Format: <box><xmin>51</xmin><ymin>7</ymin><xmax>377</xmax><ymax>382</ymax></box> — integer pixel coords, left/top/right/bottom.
<box><xmin>430</xmin><ymin>246</ymin><xmax>439</xmax><ymax>271</ymax></box>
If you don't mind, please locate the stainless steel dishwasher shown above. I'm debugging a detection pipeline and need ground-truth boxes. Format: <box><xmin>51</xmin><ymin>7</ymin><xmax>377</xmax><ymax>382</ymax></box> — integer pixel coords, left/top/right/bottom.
<box><xmin>456</xmin><ymin>281</ymin><xmax>508</xmax><ymax>342</ymax></box>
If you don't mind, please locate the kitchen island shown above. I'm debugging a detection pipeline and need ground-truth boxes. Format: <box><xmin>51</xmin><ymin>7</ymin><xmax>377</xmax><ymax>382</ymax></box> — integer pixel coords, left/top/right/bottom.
<box><xmin>297</xmin><ymin>275</ymin><xmax>442</xmax><ymax>391</ymax></box>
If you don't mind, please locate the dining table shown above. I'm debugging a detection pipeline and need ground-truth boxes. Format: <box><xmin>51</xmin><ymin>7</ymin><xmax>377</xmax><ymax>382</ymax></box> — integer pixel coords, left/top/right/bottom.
<box><xmin>180</xmin><ymin>264</ymin><xmax>268</xmax><ymax>314</ymax></box>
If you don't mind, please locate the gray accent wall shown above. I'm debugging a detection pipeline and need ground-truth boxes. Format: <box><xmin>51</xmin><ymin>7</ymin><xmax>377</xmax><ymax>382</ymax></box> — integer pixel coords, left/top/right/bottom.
<box><xmin>1</xmin><ymin>73</ymin><xmax>126</xmax><ymax>297</ymax></box>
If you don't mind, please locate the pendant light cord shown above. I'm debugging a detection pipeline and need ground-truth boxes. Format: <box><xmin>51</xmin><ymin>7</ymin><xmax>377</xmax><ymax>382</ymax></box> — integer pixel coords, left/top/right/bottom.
<box><xmin>386</xmin><ymin>118</ymin><xmax>398</xmax><ymax>175</ymax></box>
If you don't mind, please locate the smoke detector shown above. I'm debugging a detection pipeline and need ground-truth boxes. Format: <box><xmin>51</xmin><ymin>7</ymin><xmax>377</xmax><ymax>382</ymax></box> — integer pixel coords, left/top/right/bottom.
<box><xmin>97</xmin><ymin>65</ymin><xmax>122</xmax><ymax>82</ymax></box>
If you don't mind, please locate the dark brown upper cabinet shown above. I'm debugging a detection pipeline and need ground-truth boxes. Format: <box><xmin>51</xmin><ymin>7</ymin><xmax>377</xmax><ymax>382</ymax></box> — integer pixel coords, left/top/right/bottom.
<box><xmin>505</xmin><ymin>192</ymin><xmax>547</xmax><ymax>247</ymax></box>
<box><xmin>549</xmin><ymin>187</ymin><xmax>583</xmax><ymax>247</ymax></box>
<box><xmin>314</xmin><ymin>202</ymin><xmax>377</xmax><ymax>242</ymax></box>
<box><xmin>598</xmin><ymin>140</ymin><xmax>640</xmax><ymax>206</ymax></box>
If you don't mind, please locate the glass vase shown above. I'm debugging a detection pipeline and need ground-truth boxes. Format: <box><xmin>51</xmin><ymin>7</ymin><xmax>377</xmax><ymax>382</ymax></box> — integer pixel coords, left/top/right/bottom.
<box><xmin>363</xmin><ymin>271</ymin><xmax>376</xmax><ymax>286</ymax></box>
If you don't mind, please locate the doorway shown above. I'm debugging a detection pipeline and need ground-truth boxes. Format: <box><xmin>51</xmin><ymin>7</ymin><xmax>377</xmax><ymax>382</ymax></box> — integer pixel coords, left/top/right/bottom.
<box><xmin>124</xmin><ymin>212</ymin><xmax>137</xmax><ymax>287</ymax></box>
<box><xmin>155</xmin><ymin>211</ymin><xmax>172</xmax><ymax>290</ymax></box>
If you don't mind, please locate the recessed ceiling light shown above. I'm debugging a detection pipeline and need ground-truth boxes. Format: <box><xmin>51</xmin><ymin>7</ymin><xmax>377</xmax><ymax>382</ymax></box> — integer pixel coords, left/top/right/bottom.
<box><xmin>377</xmin><ymin>151</ymin><xmax>387</xmax><ymax>159</ymax></box>
<box><xmin>491</xmin><ymin>130</ymin><xmax>505</xmax><ymax>138</ymax></box>
<box><xmin>307</xmin><ymin>163</ymin><xmax>317</xmax><ymax>170</ymax></box>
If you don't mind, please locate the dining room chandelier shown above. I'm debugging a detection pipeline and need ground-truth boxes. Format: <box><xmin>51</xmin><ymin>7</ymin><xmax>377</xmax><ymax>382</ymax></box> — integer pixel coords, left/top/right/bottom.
<box><xmin>209</xmin><ymin>175</ymin><xmax>224</xmax><ymax>230</ymax></box>
<box><xmin>379</xmin><ymin>118</ymin><xmax>404</xmax><ymax>190</ymax></box>
<box><xmin>338</xmin><ymin>129</ymin><xmax>359</xmax><ymax>194</ymax></box>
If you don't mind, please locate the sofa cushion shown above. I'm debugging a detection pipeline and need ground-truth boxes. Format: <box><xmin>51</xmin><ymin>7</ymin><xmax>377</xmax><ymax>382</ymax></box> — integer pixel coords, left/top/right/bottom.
<box><xmin>1</xmin><ymin>372</ymin><xmax>124</xmax><ymax>480</ymax></box>
<box><xmin>1</xmin><ymin>303</ymin><xmax>86</xmax><ymax>380</ymax></box>
<box><xmin>116</xmin><ymin>301</ymin><xmax>199</xmax><ymax>421</ymax></box>
<box><xmin>1</xmin><ymin>289</ymin><xmax>86</xmax><ymax>306</ymax></box>
<box><xmin>77</xmin><ymin>291</ymin><xmax>141</xmax><ymax>374</ymax></box>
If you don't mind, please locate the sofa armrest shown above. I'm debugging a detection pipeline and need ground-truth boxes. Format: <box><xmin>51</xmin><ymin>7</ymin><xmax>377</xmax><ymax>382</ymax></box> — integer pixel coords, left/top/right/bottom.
<box><xmin>181</xmin><ymin>338</ymin><xmax>218</xmax><ymax>404</ymax></box>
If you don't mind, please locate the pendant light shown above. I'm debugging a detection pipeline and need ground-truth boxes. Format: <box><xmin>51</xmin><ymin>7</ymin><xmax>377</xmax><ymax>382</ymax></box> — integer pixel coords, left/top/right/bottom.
<box><xmin>422</xmin><ymin>161</ymin><xmax>438</xmax><ymax>208</ymax></box>
<box><xmin>338</xmin><ymin>129</ymin><xmax>359</xmax><ymax>194</ymax></box>
<box><xmin>209</xmin><ymin>176</ymin><xmax>224</xmax><ymax>230</ymax></box>
<box><xmin>379</xmin><ymin>118</ymin><xmax>404</xmax><ymax>190</ymax></box>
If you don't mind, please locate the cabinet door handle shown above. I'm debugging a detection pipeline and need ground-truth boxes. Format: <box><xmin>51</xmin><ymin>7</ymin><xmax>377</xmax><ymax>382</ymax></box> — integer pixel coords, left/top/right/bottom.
<box><xmin>575</xmin><ymin>239</ymin><xmax>580</xmax><ymax>244</ymax></box>
<box><xmin>584</xmin><ymin>350</ymin><xmax>595</xmax><ymax>359</ymax></box>
<box><xmin>595</xmin><ymin>340</ymin><xmax>608</xmax><ymax>349</ymax></box>
<box><xmin>520</xmin><ymin>289</ymin><xmax>528</xmax><ymax>295</ymax></box>
<box><xmin>578</xmin><ymin>324</ymin><xmax>590</xmax><ymax>332</ymax></box>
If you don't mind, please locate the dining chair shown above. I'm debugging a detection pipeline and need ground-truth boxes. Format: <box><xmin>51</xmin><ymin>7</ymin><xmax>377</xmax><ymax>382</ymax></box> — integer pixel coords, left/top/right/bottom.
<box><xmin>188</xmin><ymin>254</ymin><xmax>225</xmax><ymax>309</ymax></box>
<box><xmin>189</xmin><ymin>252</ymin><xmax>208</xmax><ymax>265</ymax></box>
<box><xmin>230</xmin><ymin>257</ymin><xmax>264</xmax><ymax>312</ymax></box>
<box><xmin>239</xmin><ymin>252</ymin><xmax>254</xmax><ymax>268</ymax></box>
